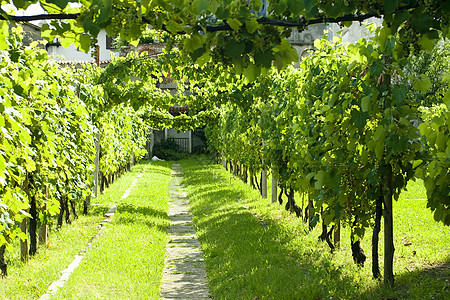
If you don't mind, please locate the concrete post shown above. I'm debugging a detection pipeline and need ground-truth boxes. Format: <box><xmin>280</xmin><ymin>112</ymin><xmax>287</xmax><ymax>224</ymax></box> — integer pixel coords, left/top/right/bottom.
<box><xmin>93</xmin><ymin>133</ymin><xmax>100</xmax><ymax>198</ymax></box>
<box><xmin>271</xmin><ymin>175</ymin><xmax>277</xmax><ymax>203</ymax></box>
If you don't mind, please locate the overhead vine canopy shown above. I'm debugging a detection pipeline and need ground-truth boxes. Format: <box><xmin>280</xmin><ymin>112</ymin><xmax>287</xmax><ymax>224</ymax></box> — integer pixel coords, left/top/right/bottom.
<box><xmin>1</xmin><ymin>0</ymin><xmax>449</xmax><ymax>80</ymax></box>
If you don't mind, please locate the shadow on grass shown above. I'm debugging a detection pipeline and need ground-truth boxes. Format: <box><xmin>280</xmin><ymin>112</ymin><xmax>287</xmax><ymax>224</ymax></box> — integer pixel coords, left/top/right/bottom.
<box><xmin>356</xmin><ymin>260</ymin><xmax>450</xmax><ymax>299</ymax></box>
<box><xmin>181</xmin><ymin>159</ymin><xmax>450</xmax><ymax>299</ymax></box>
<box><xmin>115</xmin><ymin>203</ymin><xmax>169</xmax><ymax>232</ymax></box>
<box><xmin>181</xmin><ymin>161</ymin><xmax>358</xmax><ymax>299</ymax></box>
<box><xmin>89</xmin><ymin>203</ymin><xmax>112</xmax><ymax>217</ymax></box>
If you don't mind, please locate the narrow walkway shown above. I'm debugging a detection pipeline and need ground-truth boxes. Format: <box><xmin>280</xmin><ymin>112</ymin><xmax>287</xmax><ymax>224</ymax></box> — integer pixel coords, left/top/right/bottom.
<box><xmin>160</xmin><ymin>164</ymin><xmax>211</xmax><ymax>299</ymax></box>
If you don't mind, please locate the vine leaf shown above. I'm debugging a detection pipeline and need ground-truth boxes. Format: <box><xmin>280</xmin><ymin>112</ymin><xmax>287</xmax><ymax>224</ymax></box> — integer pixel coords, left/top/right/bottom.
<box><xmin>384</xmin><ymin>0</ymin><xmax>398</xmax><ymax>14</ymax></box>
<box><xmin>412</xmin><ymin>74</ymin><xmax>432</xmax><ymax>93</ymax></box>
<box><xmin>227</xmin><ymin>18</ymin><xmax>242</xmax><ymax>31</ymax></box>
<box><xmin>225</xmin><ymin>39</ymin><xmax>245</xmax><ymax>58</ymax></box>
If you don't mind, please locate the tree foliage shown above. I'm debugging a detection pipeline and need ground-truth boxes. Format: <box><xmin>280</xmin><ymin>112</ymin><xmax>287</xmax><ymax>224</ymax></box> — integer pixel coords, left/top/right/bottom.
<box><xmin>1</xmin><ymin>0</ymin><xmax>449</xmax><ymax>80</ymax></box>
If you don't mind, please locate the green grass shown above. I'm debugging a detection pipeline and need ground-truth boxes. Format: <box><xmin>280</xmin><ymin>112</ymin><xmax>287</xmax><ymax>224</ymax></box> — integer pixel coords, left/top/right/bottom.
<box><xmin>1</xmin><ymin>158</ymin><xmax>447</xmax><ymax>299</ymax></box>
<box><xmin>0</xmin><ymin>162</ymin><xmax>148</xmax><ymax>300</ymax></box>
<box><xmin>182</xmin><ymin>158</ymin><xmax>450</xmax><ymax>300</ymax></box>
<box><xmin>52</xmin><ymin>161</ymin><xmax>172</xmax><ymax>299</ymax></box>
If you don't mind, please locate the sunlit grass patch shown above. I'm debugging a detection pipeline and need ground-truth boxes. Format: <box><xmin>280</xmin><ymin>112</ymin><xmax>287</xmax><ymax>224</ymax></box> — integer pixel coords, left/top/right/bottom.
<box><xmin>52</xmin><ymin>161</ymin><xmax>172</xmax><ymax>299</ymax></box>
<box><xmin>0</xmin><ymin>162</ymin><xmax>148</xmax><ymax>300</ymax></box>
<box><xmin>182</xmin><ymin>158</ymin><xmax>449</xmax><ymax>300</ymax></box>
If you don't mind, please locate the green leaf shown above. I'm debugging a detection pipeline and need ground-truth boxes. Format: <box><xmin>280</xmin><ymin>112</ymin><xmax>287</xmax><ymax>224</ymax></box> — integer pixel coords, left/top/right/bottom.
<box><xmin>392</xmin><ymin>85</ymin><xmax>407</xmax><ymax>105</ymax></box>
<box><xmin>227</xmin><ymin>18</ymin><xmax>242</xmax><ymax>31</ymax></box>
<box><xmin>254</xmin><ymin>50</ymin><xmax>274</xmax><ymax>68</ymax></box>
<box><xmin>287</xmin><ymin>0</ymin><xmax>304</xmax><ymax>15</ymax></box>
<box><xmin>245</xmin><ymin>18</ymin><xmax>259</xmax><ymax>34</ymax></box>
<box><xmin>60</xmin><ymin>36</ymin><xmax>74</xmax><ymax>48</ymax></box>
<box><xmin>46</xmin><ymin>0</ymin><xmax>69</xmax><ymax>9</ymax></box>
<box><xmin>129</xmin><ymin>23</ymin><xmax>142</xmax><ymax>39</ymax></box>
<box><xmin>314</xmin><ymin>170</ymin><xmax>325</xmax><ymax>189</ymax></box>
<box><xmin>351</xmin><ymin>109</ymin><xmax>369</xmax><ymax>129</ymax></box>
<box><xmin>342</xmin><ymin>21</ymin><xmax>353</xmax><ymax>27</ymax></box>
<box><xmin>384</xmin><ymin>0</ymin><xmax>398</xmax><ymax>14</ymax></box>
<box><xmin>413</xmin><ymin>159</ymin><xmax>423</xmax><ymax>169</ymax></box>
<box><xmin>444</xmin><ymin>87</ymin><xmax>450</xmax><ymax>109</ymax></box>
<box><xmin>436</xmin><ymin>131</ymin><xmax>447</xmax><ymax>150</ymax></box>
<box><xmin>393</xmin><ymin>10</ymin><xmax>410</xmax><ymax>26</ymax></box>
<box><xmin>196</xmin><ymin>51</ymin><xmax>210</xmax><ymax>67</ymax></box>
<box><xmin>185</xmin><ymin>34</ymin><xmax>203</xmax><ymax>52</ymax></box>
<box><xmin>78</xmin><ymin>34</ymin><xmax>91</xmax><ymax>53</ymax></box>
<box><xmin>412</xmin><ymin>13</ymin><xmax>433</xmax><ymax>34</ymax></box>
<box><xmin>215</xmin><ymin>7</ymin><xmax>230</xmax><ymax>19</ymax></box>
<box><xmin>166</xmin><ymin>20</ymin><xmax>183</xmax><ymax>34</ymax></box>
<box><xmin>190</xmin><ymin>45</ymin><xmax>206</xmax><ymax>61</ymax></box>
<box><xmin>209</xmin><ymin>0</ymin><xmax>220</xmax><ymax>14</ymax></box>
<box><xmin>192</xmin><ymin>0</ymin><xmax>209</xmax><ymax>14</ymax></box>
<box><xmin>97</xmin><ymin>0</ymin><xmax>112</xmax><ymax>24</ymax></box>
<box><xmin>83</xmin><ymin>18</ymin><xmax>101</xmax><ymax>36</ymax></box>
<box><xmin>251</xmin><ymin>0</ymin><xmax>262</xmax><ymax>12</ymax></box>
<box><xmin>0</xmin><ymin>21</ymin><xmax>8</xmax><ymax>51</ymax></box>
<box><xmin>271</xmin><ymin>0</ymin><xmax>288</xmax><ymax>14</ymax></box>
<box><xmin>225</xmin><ymin>39</ymin><xmax>245</xmax><ymax>58</ymax></box>
<box><xmin>360</xmin><ymin>96</ymin><xmax>370</xmax><ymax>112</ymax></box>
<box><xmin>413</xmin><ymin>74</ymin><xmax>432</xmax><ymax>93</ymax></box>
<box><xmin>232</xmin><ymin>56</ymin><xmax>243</xmax><ymax>74</ymax></box>
<box><xmin>243</xmin><ymin>63</ymin><xmax>260</xmax><ymax>82</ymax></box>
<box><xmin>324</xmin><ymin>2</ymin><xmax>343</xmax><ymax>18</ymax></box>
<box><xmin>419</xmin><ymin>35</ymin><xmax>437</xmax><ymax>51</ymax></box>
<box><xmin>374</xmin><ymin>125</ymin><xmax>386</xmax><ymax>142</ymax></box>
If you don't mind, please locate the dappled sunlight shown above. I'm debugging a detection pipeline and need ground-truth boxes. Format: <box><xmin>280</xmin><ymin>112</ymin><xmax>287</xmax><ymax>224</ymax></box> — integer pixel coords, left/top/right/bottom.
<box><xmin>179</xmin><ymin>158</ymin><xmax>450</xmax><ymax>299</ymax></box>
<box><xmin>181</xmin><ymin>158</ymin><xmax>374</xmax><ymax>299</ymax></box>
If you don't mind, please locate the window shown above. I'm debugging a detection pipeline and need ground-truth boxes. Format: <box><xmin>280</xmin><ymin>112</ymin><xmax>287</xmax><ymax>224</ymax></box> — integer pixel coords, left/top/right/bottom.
<box><xmin>106</xmin><ymin>35</ymin><xmax>114</xmax><ymax>50</ymax></box>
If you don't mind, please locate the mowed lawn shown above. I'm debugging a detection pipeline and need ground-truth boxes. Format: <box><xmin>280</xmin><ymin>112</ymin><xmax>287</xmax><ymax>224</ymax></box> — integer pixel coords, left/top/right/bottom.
<box><xmin>1</xmin><ymin>158</ymin><xmax>448</xmax><ymax>299</ymax></box>
<box><xmin>0</xmin><ymin>162</ymin><xmax>149</xmax><ymax>300</ymax></box>
<box><xmin>52</xmin><ymin>161</ymin><xmax>172</xmax><ymax>299</ymax></box>
<box><xmin>181</xmin><ymin>158</ymin><xmax>449</xmax><ymax>300</ymax></box>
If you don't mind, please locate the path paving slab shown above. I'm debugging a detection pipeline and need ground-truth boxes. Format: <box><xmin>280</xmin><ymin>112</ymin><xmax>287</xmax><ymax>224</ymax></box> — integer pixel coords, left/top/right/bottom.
<box><xmin>160</xmin><ymin>164</ymin><xmax>211</xmax><ymax>300</ymax></box>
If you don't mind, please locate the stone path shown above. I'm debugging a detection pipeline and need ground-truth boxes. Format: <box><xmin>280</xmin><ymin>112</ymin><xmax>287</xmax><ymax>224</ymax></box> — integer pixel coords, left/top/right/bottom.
<box><xmin>160</xmin><ymin>164</ymin><xmax>211</xmax><ymax>299</ymax></box>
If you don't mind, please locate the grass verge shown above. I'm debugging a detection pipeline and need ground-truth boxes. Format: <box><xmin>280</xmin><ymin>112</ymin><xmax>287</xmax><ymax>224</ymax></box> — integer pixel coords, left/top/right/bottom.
<box><xmin>182</xmin><ymin>158</ymin><xmax>449</xmax><ymax>299</ymax></box>
<box><xmin>0</xmin><ymin>162</ymin><xmax>145</xmax><ymax>300</ymax></box>
<box><xmin>51</xmin><ymin>161</ymin><xmax>172</xmax><ymax>299</ymax></box>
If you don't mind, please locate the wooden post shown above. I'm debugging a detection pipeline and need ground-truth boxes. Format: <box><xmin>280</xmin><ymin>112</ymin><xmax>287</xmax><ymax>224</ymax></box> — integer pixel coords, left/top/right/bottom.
<box><xmin>334</xmin><ymin>220</ymin><xmax>340</xmax><ymax>248</ymax></box>
<box><xmin>131</xmin><ymin>151</ymin><xmax>135</xmax><ymax>166</ymax></box>
<box><xmin>384</xmin><ymin>164</ymin><xmax>395</xmax><ymax>286</ymax></box>
<box><xmin>86</xmin><ymin>133</ymin><xmax>100</xmax><ymax>214</ymax></box>
<box><xmin>308</xmin><ymin>194</ymin><xmax>314</xmax><ymax>230</ymax></box>
<box><xmin>261</xmin><ymin>141</ymin><xmax>267</xmax><ymax>198</ymax></box>
<box><xmin>20</xmin><ymin>218</ymin><xmax>28</xmax><ymax>262</ymax></box>
<box><xmin>95</xmin><ymin>45</ymin><xmax>100</xmax><ymax>66</ymax></box>
<box><xmin>261</xmin><ymin>169</ymin><xmax>267</xmax><ymax>198</ymax></box>
<box><xmin>382</xmin><ymin>55</ymin><xmax>395</xmax><ymax>286</ymax></box>
<box><xmin>39</xmin><ymin>221</ymin><xmax>47</xmax><ymax>246</ymax></box>
<box><xmin>39</xmin><ymin>183</ymin><xmax>48</xmax><ymax>245</ymax></box>
<box><xmin>271</xmin><ymin>175</ymin><xmax>277</xmax><ymax>203</ymax></box>
<box><xmin>21</xmin><ymin>174</ymin><xmax>29</xmax><ymax>262</ymax></box>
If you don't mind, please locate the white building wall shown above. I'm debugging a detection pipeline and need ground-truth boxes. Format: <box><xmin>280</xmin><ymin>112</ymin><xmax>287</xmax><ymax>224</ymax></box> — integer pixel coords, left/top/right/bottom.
<box><xmin>47</xmin><ymin>30</ymin><xmax>115</xmax><ymax>62</ymax></box>
<box><xmin>167</xmin><ymin>129</ymin><xmax>190</xmax><ymax>139</ymax></box>
<box><xmin>328</xmin><ymin>17</ymin><xmax>383</xmax><ymax>44</ymax></box>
